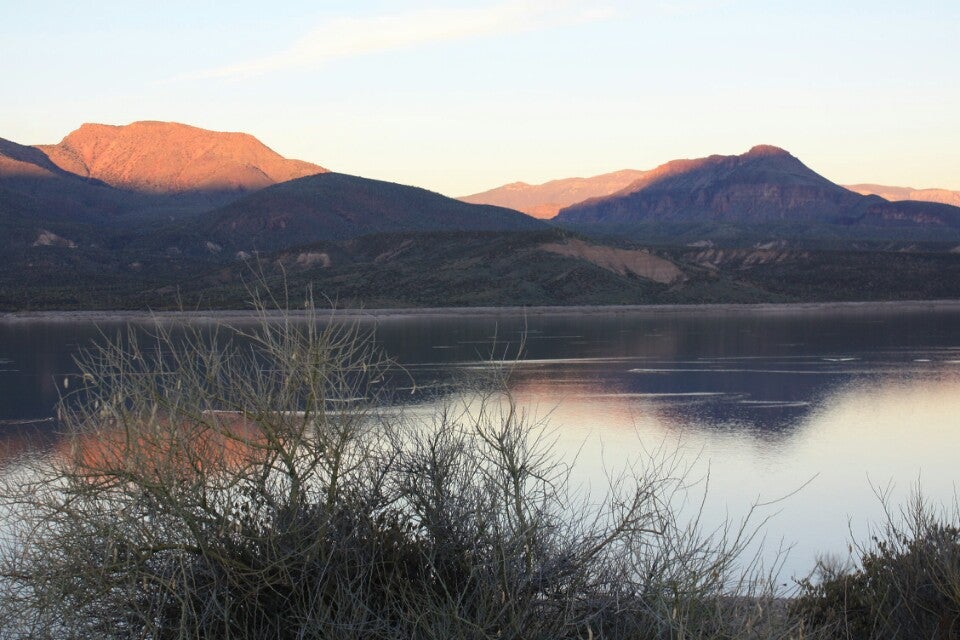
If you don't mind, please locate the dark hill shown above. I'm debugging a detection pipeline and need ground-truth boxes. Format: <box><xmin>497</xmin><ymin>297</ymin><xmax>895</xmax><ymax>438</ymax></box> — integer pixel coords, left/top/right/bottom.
<box><xmin>0</xmin><ymin>137</ymin><xmax>141</xmax><ymax>252</ymax></box>
<box><xmin>200</xmin><ymin>172</ymin><xmax>547</xmax><ymax>252</ymax></box>
<box><xmin>0</xmin><ymin>136</ymin><xmax>130</xmax><ymax>219</ymax></box>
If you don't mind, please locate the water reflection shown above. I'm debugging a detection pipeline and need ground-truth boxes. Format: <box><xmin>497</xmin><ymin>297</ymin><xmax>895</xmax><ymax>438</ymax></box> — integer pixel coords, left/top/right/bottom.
<box><xmin>499</xmin><ymin>366</ymin><xmax>960</xmax><ymax>579</ymax></box>
<box><xmin>0</xmin><ymin>419</ymin><xmax>58</xmax><ymax>466</ymax></box>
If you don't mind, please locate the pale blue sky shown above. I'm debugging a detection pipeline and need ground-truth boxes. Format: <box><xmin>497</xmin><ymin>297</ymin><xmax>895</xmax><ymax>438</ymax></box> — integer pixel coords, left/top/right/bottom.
<box><xmin>1</xmin><ymin>1</ymin><xmax>957</xmax><ymax>195</ymax></box>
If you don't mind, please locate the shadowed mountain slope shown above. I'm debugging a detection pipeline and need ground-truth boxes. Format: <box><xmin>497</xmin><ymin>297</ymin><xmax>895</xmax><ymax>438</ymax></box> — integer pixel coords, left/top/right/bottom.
<box><xmin>1</xmin><ymin>136</ymin><xmax>89</xmax><ymax>180</ymax></box>
<box><xmin>36</xmin><ymin>121</ymin><xmax>326</xmax><ymax>194</ymax></box>
<box><xmin>555</xmin><ymin>146</ymin><xmax>960</xmax><ymax>239</ymax></box>
<box><xmin>190</xmin><ymin>172</ymin><xmax>547</xmax><ymax>253</ymax></box>
<box><xmin>460</xmin><ymin>169</ymin><xmax>648</xmax><ymax>218</ymax></box>
<box><xmin>0</xmin><ymin>137</ymin><xmax>139</xmax><ymax>247</ymax></box>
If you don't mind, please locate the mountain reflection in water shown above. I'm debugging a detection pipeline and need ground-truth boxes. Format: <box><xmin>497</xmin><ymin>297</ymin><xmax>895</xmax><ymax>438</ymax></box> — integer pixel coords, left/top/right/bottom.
<box><xmin>501</xmin><ymin>365</ymin><xmax>960</xmax><ymax>579</ymax></box>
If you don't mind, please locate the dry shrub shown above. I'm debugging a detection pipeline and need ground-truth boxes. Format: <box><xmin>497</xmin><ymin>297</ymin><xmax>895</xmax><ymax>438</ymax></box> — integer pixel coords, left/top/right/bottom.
<box><xmin>0</xmin><ymin>296</ymin><xmax>803</xmax><ymax>639</ymax></box>
<box><xmin>792</xmin><ymin>491</ymin><xmax>960</xmax><ymax>640</ymax></box>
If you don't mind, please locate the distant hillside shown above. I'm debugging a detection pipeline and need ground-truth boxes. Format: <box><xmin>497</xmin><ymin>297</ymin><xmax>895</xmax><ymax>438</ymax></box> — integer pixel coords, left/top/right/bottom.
<box><xmin>6</xmin><ymin>229</ymin><xmax>960</xmax><ymax>311</ymax></box>
<box><xmin>155</xmin><ymin>230</ymin><xmax>698</xmax><ymax>308</ymax></box>
<box><xmin>555</xmin><ymin>145</ymin><xmax>960</xmax><ymax>241</ymax></box>
<box><xmin>37</xmin><ymin>121</ymin><xmax>326</xmax><ymax>194</ymax></box>
<box><xmin>460</xmin><ymin>169</ymin><xmax>648</xmax><ymax>219</ymax></box>
<box><xmin>845</xmin><ymin>184</ymin><xmax>960</xmax><ymax>207</ymax></box>
<box><xmin>195</xmin><ymin>172</ymin><xmax>546</xmax><ymax>252</ymax></box>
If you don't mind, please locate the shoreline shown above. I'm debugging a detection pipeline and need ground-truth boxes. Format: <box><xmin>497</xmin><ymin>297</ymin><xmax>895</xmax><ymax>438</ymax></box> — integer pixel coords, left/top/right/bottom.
<box><xmin>3</xmin><ymin>298</ymin><xmax>960</xmax><ymax>323</ymax></box>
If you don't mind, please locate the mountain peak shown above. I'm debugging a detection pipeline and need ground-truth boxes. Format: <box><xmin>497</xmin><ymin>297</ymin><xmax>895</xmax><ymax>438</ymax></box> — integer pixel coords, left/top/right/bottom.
<box><xmin>744</xmin><ymin>144</ymin><xmax>791</xmax><ymax>157</ymax></box>
<box><xmin>555</xmin><ymin>145</ymin><xmax>863</xmax><ymax>226</ymax></box>
<box><xmin>38</xmin><ymin>121</ymin><xmax>327</xmax><ymax>194</ymax></box>
<box><xmin>70</xmin><ymin>120</ymin><xmax>259</xmax><ymax>142</ymax></box>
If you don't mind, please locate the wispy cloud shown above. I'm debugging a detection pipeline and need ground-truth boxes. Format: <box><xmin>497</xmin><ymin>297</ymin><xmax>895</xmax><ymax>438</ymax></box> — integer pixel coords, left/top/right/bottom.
<box><xmin>175</xmin><ymin>2</ymin><xmax>613</xmax><ymax>81</ymax></box>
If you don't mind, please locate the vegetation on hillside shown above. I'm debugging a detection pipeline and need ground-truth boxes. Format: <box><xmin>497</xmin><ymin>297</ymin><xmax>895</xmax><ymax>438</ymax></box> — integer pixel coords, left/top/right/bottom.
<box><xmin>4</xmin><ymin>229</ymin><xmax>960</xmax><ymax>311</ymax></box>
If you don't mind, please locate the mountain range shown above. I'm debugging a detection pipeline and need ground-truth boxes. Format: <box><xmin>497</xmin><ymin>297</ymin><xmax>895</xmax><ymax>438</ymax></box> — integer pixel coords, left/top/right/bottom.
<box><xmin>463</xmin><ymin>160</ymin><xmax>960</xmax><ymax>218</ymax></box>
<box><xmin>845</xmin><ymin>184</ymin><xmax>960</xmax><ymax>207</ymax></box>
<box><xmin>2</xmin><ymin>121</ymin><xmax>960</xmax><ymax>310</ymax></box>
<box><xmin>466</xmin><ymin>175</ymin><xmax>960</xmax><ymax>217</ymax></box>
<box><xmin>555</xmin><ymin>145</ymin><xmax>960</xmax><ymax>241</ymax></box>
<box><xmin>0</xmin><ymin>121</ymin><xmax>543</xmax><ymax>254</ymax></box>
<box><xmin>464</xmin><ymin>146</ymin><xmax>960</xmax><ymax>244</ymax></box>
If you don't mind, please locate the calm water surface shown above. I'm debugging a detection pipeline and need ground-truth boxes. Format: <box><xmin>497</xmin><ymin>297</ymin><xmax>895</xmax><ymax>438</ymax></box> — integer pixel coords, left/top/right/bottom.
<box><xmin>1</xmin><ymin>305</ymin><xmax>959</xmax><ymax>581</ymax></box>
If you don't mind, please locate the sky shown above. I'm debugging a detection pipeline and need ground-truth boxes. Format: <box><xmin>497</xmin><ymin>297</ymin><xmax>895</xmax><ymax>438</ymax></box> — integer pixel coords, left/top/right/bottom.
<box><xmin>1</xmin><ymin>0</ymin><xmax>958</xmax><ymax>196</ymax></box>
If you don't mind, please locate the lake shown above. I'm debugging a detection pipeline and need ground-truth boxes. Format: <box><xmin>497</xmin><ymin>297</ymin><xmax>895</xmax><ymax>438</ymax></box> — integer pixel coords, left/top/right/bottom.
<box><xmin>2</xmin><ymin>302</ymin><xmax>959</xmax><ymax>583</ymax></box>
